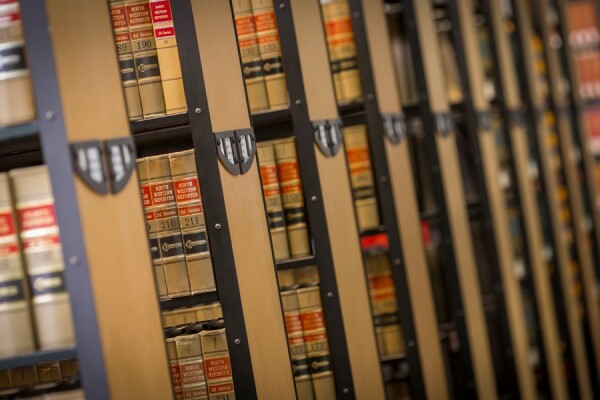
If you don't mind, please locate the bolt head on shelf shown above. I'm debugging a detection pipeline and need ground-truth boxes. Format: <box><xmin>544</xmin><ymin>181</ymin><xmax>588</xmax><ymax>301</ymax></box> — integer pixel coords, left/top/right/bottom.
<box><xmin>215</xmin><ymin>223</ymin><xmax>222</xmax><ymax>230</ymax></box>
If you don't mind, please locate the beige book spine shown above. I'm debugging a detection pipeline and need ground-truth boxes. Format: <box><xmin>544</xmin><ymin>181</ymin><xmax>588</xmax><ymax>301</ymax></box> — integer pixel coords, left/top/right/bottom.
<box><xmin>169</xmin><ymin>150</ymin><xmax>216</xmax><ymax>294</ymax></box>
<box><xmin>438</xmin><ymin>30</ymin><xmax>464</xmax><ymax>104</ymax></box>
<box><xmin>257</xmin><ymin>143</ymin><xmax>291</xmax><ymax>262</ymax></box>
<box><xmin>281</xmin><ymin>288</ymin><xmax>315</xmax><ymax>400</ymax></box>
<box><xmin>149</xmin><ymin>0</ymin><xmax>187</xmax><ymax>114</ymax></box>
<box><xmin>343</xmin><ymin>125</ymin><xmax>380</xmax><ymax>232</ymax></box>
<box><xmin>231</xmin><ymin>0</ymin><xmax>269</xmax><ymax>112</ymax></box>
<box><xmin>110</xmin><ymin>0</ymin><xmax>143</xmax><ymax>121</ymax></box>
<box><xmin>9</xmin><ymin>166</ymin><xmax>75</xmax><ymax>350</ymax></box>
<box><xmin>166</xmin><ymin>338</ymin><xmax>184</xmax><ymax>399</ymax></box>
<box><xmin>273</xmin><ymin>139</ymin><xmax>311</xmax><ymax>258</ymax></box>
<box><xmin>250</xmin><ymin>0</ymin><xmax>288</xmax><ymax>109</ymax></box>
<box><xmin>0</xmin><ymin>1</ymin><xmax>35</xmax><ymax>128</ymax></box>
<box><xmin>0</xmin><ymin>173</ymin><xmax>35</xmax><ymax>357</ymax></box>
<box><xmin>296</xmin><ymin>285</ymin><xmax>336</xmax><ymax>400</ymax></box>
<box><xmin>136</xmin><ymin>158</ymin><xmax>168</xmax><ymax>299</ymax></box>
<box><xmin>175</xmin><ymin>333</ymin><xmax>209</xmax><ymax>400</ymax></box>
<box><xmin>124</xmin><ymin>0</ymin><xmax>167</xmax><ymax>118</ymax></box>
<box><xmin>201</xmin><ymin>327</ymin><xmax>236</xmax><ymax>400</ymax></box>
<box><xmin>146</xmin><ymin>155</ymin><xmax>191</xmax><ymax>298</ymax></box>
<box><xmin>320</xmin><ymin>0</ymin><xmax>362</xmax><ymax>103</ymax></box>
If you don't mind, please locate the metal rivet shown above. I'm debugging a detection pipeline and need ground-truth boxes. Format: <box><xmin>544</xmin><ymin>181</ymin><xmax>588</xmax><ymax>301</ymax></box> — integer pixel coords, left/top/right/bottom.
<box><xmin>311</xmin><ymin>195</ymin><xmax>318</xmax><ymax>202</ymax></box>
<box><xmin>367</xmin><ymin>93</ymin><xmax>374</xmax><ymax>101</ymax></box>
<box><xmin>68</xmin><ymin>256</ymin><xmax>79</xmax><ymax>267</ymax></box>
<box><xmin>215</xmin><ymin>223</ymin><xmax>222</xmax><ymax>230</ymax></box>
<box><xmin>234</xmin><ymin>338</ymin><xmax>241</xmax><ymax>345</ymax></box>
<box><xmin>195</xmin><ymin>108</ymin><xmax>202</xmax><ymax>114</ymax></box>
<box><xmin>353</xmin><ymin>11</ymin><xmax>360</xmax><ymax>18</ymax></box>
<box><xmin>343</xmin><ymin>388</ymin><xmax>350</xmax><ymax>394</ymax></box>
<box><xmin>380</xmin><ymin>176</ymin><xmax>388</xmax><ymax>183</ymax></box>
<box><xmin>393</xmin><ymin>258</ymin><xmax>401</xmax><ymax>265</ymax></box>
<box><xmin>408</xmin><ymin>340</ymin><xmax>415</xmax><ymax>347</ymax></box>
<box><xmin>44</xmin><ymin>111</ymin><xmax>55</xmax><ymax>121</ymax></box>
<box><xmin>279</xmin><ymin>2</ymin><xmax>286</xmax><ymax>9</ymax></box>
<box><xmin>295</xmin><ymin>99</ymin><xmax>302</xmax><ymax>106</ymax></box>
<box><xmin>327</xmin><ymin>292</ymin><xmax>334</xmax><ymax>298</ymax></box>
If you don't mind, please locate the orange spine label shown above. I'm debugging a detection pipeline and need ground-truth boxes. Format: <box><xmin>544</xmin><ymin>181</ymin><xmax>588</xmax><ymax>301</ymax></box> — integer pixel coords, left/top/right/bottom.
<box><xmin>260</xmin><ymin>164</ymin><xmax>279</xmax><ymax>186</ymax></box>
<box><xmin>171</xmin><ymin>362</ymin><xmax>183</xmax><ymax>398</ymax></box>
<box><xmin>300</xmin><ymin>310</ymin><xmax>325</xmax><ymax>331</ymax></box>
<box><xmin>126</xmin><ymin>3</ymin><xmax>152</xmax><ymax>27</ymax></box>
<box><xmin>205</xmin><ymin>357</ymin><xmax>232</xmax><ymax>381</ymax></box>
<box><xmin>235</xmin><ymin>15</ymin><xmax>256</xmax><ymax>36</ymax></box>
<box><xmin>208</xmin><ymin>382</ymin><xmax>235</xmax><ymax>394</ymax></box>
<box><xmin>284</xmin><ymin>312</ymin><xmax>303</xmax><ymax>334</ymax></box>
<box><xmin>277</xmin><ymin>161</ymin><xmax>300</xmax><ymax>183</ymax></box>
<box><xmin>180</xmin><ymin>360</ymin><xmax>206</xmax><ymax>385</ymax></box>
<box><xmin>253</xmin><ymin>11</ymin><xmax>276</xmax><ymax>33</ymax></box>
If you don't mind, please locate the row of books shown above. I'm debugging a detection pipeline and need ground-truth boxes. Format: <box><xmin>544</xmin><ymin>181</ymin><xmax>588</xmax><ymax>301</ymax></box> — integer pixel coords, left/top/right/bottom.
<box><xmin>0</xmin><ymin>0</ymin><xmax>36</xmax><ymax>129</ymax></box>
<box><xmin>0</xmin><ymin>359</ymin><xmax>80</xmax><ymax>399</ymax></box>
<box><xmin>136</xmin><ymin>150</ymin><xmax>216</xmax><ymax>300</ymax></box>
<box><xmin>0</xmin><ymin>166</ymin><xmax>75</xmax><ymax>358</ymax></box>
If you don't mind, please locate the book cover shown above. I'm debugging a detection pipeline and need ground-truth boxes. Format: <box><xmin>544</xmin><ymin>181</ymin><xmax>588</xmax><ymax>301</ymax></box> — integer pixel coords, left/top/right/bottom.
<box><xmin>0</xmin><ymin>0</ymin><xmax>35</xmax><ymax>128</ymax></box>
<box><xmin>0</xmin><ymin>172</ymin><xmax>35</xmax><ymax>357</ymax></box>
<box><xmin>273</xmin><ymin>138</ymin><xmax>311</xmax><ymax>258</ymax></box>
<box><xmin>201</xmin><ymin>322</ymin><xmax>236</xmax><ymax>400</ymax></box>
<box><xmin>110</xmin><ymin>0</ymin><xmax>144</xmax><ymax>121</ymax></box>
<box><xmin>175</xmin><ymin>331</ymin><xmax>209</xmax><ymax>400</ymax></box>
<box><xmin>168</xmin><ymin>150</ymin><xmax>216</xmax><ymax>294</ymax></box>
<box><xmin>257</xmin><ymin>142</ymin><xmax>290</xmax><ymax>262</ymax></box>
<box><xmin>9</xmin><ymin>165</ymin><xmax>75</xmax><ymax>350</ymax></box>
<box><xmin>166</xmin><ymin>332</ymin><xmax>184</xmax><ymax>400</ymax></box>
<box><xmin>124</xmin><ymin>0</ymin><xmax>167</xmax><ymax>118</ymax></box>
<box><xmin>149</xmin><ymin>0</ymin><xmax>187</xmax><ymax>115</ymax></box>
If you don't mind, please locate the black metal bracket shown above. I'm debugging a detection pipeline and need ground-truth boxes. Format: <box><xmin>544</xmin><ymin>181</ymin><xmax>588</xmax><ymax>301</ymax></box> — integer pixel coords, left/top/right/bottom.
<box><xmin>382</xmin><ymin>113</ymin><xmax>406</xmax><ymax>144</ymax></box>
<box><xmin>71</xmin><ymin>137</ymin><xmax>136</xmax><ymax>195</ymax></box>
<box><xmin>313</xmin><ymin>119</ymin><xmax>342</xmax><ymax>157</ymax></box>
<box><xmin>434</xmin><ymin>112</ymin><xmax>454</xmax><ymax>137</ymax></box>
<box><xmin>215</xmin><ymin>129</ymin><xmax>256</xmax><ymax>175</ymax></box>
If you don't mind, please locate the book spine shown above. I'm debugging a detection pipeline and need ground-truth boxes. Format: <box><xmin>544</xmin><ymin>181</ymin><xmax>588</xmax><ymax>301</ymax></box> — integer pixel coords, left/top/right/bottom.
<box><xmin>0</xmin><ymin>1</ymin><xmax>35</xmax><ymax>128</ymax></box>
<box><xmin>149</xmin><ymin>0</ymin><xmax>187</xmax><ymax>115</ymax></box>
<box><xmin>250</xmin><ymin>0</ymin><xmax>288</xmax><ymax>109</ymax></box>
<box><xmin>320</xmin><ymin>0</ymin><xmax>362</xmax><ymax>103</ymax></box>
<box><xmin>9</xmin><ymin>166</ymin><xmax>75</xmax><ymax>350</ymax></box>
<box><xmin>342</xmin><ymin>125</ymin><xmax>380</xmax><ymax>232</ymax></box>
<box><xmin>110</xmin><ymin>0</ymin><xmax>143</xmax><ymax>121</ymax></box>
<box><xmin>257</xmin><ymin>143</ymin><xmax>290</xmax><ymax>262</ymax></box>
<box><xmin>296</xmin><ymin>285</ymin><xmax>336</xmax><ymax>400</ymax></box>
<box><xmin>124</xmin><ymin>0</ymin><xmax>167</xmax><ymax>118</ymax></box>
<box><xmin>166</xmin><ymin>338</ymin><xmax>184</xmax><ymax>399</ymax></box>
<box><xmin>200</xmin><ymin>328</ymin><xmax>236</xmax><ymax>400</ymax></box>
<box><xmin>0</xmin><ymin>173</ymin><xmax>35</xmax><ymax>357</ymax></box>
<box><xmin>175</xmin><ymin>333</ymin><xmax>209</xmax><ymax>400</ymax></box>
<box><xmin>136</xmin><ymin>158</ymin><xmax>168</xmax><ymax>299</ymax></box>
<box><xmin>231</xmin><ymin>0</ymin><xmax>269</xmax><ymax>112</ymax></box>
<box><xmin>146</xmin><ymin>155</ymin><xmax>191</xmax><ymax>298</ymax></box>
<box><xmin>169</xmin><ymin>150</ymin><xmax>216</xmax><ymax>295</ymax></box>
<box><xmin>273</xmin><ymin>139</ymin><xmax>311</xmax><ymax>258</ymax></box>
<box><xmin>281</xmin><ymin>289</ymin><xmax>315</xmax><ymax>400</ymax></box>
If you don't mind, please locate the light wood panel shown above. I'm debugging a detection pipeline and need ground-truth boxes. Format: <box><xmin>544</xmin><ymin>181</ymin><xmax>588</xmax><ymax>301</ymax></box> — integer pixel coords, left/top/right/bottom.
<box><xmin>45</xmin><ymin>0</ymin><xmax>172</xmax><ymax>398</ymax></box>
<box><xmin>361</xmin><ymin>1</ymin><xmax>450</xmax><ymax>399</ymax></box>
<box><xmin>189</xmin><ymin>1</ymin><xmax>295</xmax><ymax>398</ymax></box>
<box><xmin>290</xmin><ymin>0</ymin><xmax>385</xmax><ymax>398</ymax></box>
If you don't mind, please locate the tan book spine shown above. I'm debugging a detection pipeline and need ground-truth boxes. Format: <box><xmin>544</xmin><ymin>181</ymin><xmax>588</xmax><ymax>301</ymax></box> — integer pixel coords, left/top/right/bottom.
<box><xmin>110</xmin><ymin>0</ymin><xmax>143</xmax><ymax>121</ymax></box>
<box><xmin>166</xmin><ymin>338</ymin><xmax>184</xmax><ymax>399</ymax></box>
<box><xmin>0</xmin><ymin>1</ymin><xmax>35</xmax><ymax>128</ymax></box>
<box><xmin>9</xmin><ymin>166</ymin><xmax>75</xmax><ymax>350</ymax></box>
<box><xmin>281</xmin><ymin>288</ymin><xmax>315</xmax><ymax>400</ymax></box>
<box><xmin>136</xmin><ymin>158</ymin><xmax>168</xmax><ymax>299</ymax></box>
<box><xmin>296</xmin><ymin>284</ymin><xmax>336</xmax><ymax>400</ymax></box>
<box><xmin>201</xmin><ymin>326</ymin><xmax>236</xmax><ymax>400</ymax></box>
<box><xmin>320</xmin><ymin>0</ymin><xmax>362</xmax><ymax>103</ymax></box>
<box><xmin>169</xmin><ymin>150</ymin><xmax>216</xmax><ymax>294</ymax></box>
<box><xmin>343</xmin><ymin>125</ymin><xmax>380</xmax><ymax>232</ymax></box>
<box><xmin>273</xmin><ymin>139</ymin><xmax>311</xmax><ymax>258</ymax></box>
<box><xmin>124</xmin><ymin>0</ymin><xmax>167</xmax><ymax>118</ymax></box>
<box><xmin>231</xmin><ymin>0</ymin><xmax>269</xmax><ymax>112</ymax></box>
<box><xmin>175</xmin><ymin>333</ymin><xmax>209</xmax><ymax>400</ymax></box>
<box><xmin>149</xmin><ymin>0</ymin><xmax>187</xmax><ymax>115</ymax></box>
<box><xmin>0</xmin><ymin>173</ymin><xmax>35</xmax><ymax>357</ymax></box>
<box><xmin>250</xmin><ymin>0</ymin><xmax>288</xmax><ymax>109</ymax></box>
<box><xmin>146</xmin><ymin>155</ymin><xmax>191</xmax><ymax>298</ymax></box>
<box><xmin>257</xmin><ymin>142</ymin><xmax>290</xmax><ymax>262</ymax></box>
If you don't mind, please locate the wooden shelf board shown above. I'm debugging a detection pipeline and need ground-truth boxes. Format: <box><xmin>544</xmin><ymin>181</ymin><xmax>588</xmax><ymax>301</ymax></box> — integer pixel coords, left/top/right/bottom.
<box><xmin>0</xmin><ymin>347</ymin><xmax>77</xmax><ymax>371</ymax></box>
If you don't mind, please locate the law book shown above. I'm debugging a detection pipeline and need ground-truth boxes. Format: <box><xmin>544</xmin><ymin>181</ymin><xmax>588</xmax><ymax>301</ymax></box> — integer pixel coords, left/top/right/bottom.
<box><xmin>149</xmin><ymin>0</ymin><xmax>187</xmax><ymax>115</ymax></box>
<box><xmin>169</xmin><ymin>150</ymin><xmax>216</xmax><ymax>294</ymax></box>
<box><xmin>281</xmin><ymin>286</ymin><xmax>315</xmax><ymax>400</ymax></box>
<box><xmin>257</xmin><ymin>142</ymin><xmax>290</xmax><ymax>262</ymax></box>
<box><xmin>176</xmin><ymin>328</ymin><xmax>209</xmax><ymax>400</ymax></box>
<box><xmin>146</xmin><ymin>155</ymin><xmax>191</xmax><ymax>298</ymax></box>
<box><xmin>0</xmin><ymin>173</ymin><xmax>35</xmax><ymax>357</ymax></box>
<box><xmin>200</xmin><ymin>321</ymin><xmax>236</xmax><ymax>400</ymax></box>
<box><xmin>231</xmin><ymin>0</ymin><xmax>269</xmax><ymax>113</ymax></box>
<box><xmin>343</xmin><ymin>125</ymin><xmax>380</xmax><ymax>232</ymax></box>
<box><xmin>296</xmin><ymin>283</ymin><xmax>336</xmax><ymax>400</ymax></box>
<box><xmin>166</xmin><ymin>328</ymin><xmax>185</xmax><ymax>400</ymax></box>
<box><xmin>110</xmin><ymin>0</ymin><xmax>144</xmax><ymax>121</ymax></box>
<box><xmin>0</xmin><ymin>0</ymin><xmax>35</xmax><ymax>128</ymax></box>
<box><xmin>387</xmin><ymin>14</ymin><xmax>418</xmax><ymax>106</ymax></box>
<box><xmin>136</xmin><ymin>158</ymin><xmax>168</xmax><ymax>299</ymax></box>
<box><xmin>273</xmin><ymin>138</ymin><xmax>311</xmax><ymax>258</ymax></box>
<box><xmin>320</xmin><ymin>0</ymin><xmax>362</xmax><ymax>104</ymax></box>
<box><xmin>250</xmin><ymin>0</ymin><xmax>288</xmax><ymax>109</ymax></box>
<box><xmin>163</xmin><ymin>302</ymin><xmax>220</xmax><ymax>328</ymax></box>
<box><xmin>124</xmin><ymin>0</ymin><xmax>167</xmax><ymax>118</ymax></box>
<box><xmin>9</xmin><ymin>165</ymin><xmax>75</xmax><ymax>350</ymax></box>
<box><xmin>437</xmin><ymin>28</ymin><xmax>463</xmax><ymax>104</ymax></box>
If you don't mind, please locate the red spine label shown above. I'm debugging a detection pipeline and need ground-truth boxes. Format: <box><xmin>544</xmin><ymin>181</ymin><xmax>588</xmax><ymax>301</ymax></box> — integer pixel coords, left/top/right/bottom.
<box><xmin>150</xmin><ymin>0</ymin><xmax>173</xmax><ymax>22</ymax></box>
<box><xmin>18</xmin><ymin>204</ymin><xmax>57</xmax><ymax>231</ymax></box>
<box><xmin>208</xmin><ymin>382</ymin><xmax>234</xmax><ymax>394</ymax></box>
<box><xmin>235</xmin><ymin>15</ymin><xmax>256</xmax><ymax>36</ymax></box>
<box><xmin>300</xmin><ymin>310</ymin><xmax>325</xmax><ymax>331</ymax></box>
<box><xmin>284</xmin><ymin>312</ymin><xmax>303</xmax><ymax>334</ymax></box>
<box><xmin>126</xmin><ymin>4</ymin><xmax>152</xmax><ymax>27</ymax></box>
<box><xmin>253</xmin><ymin>11</ymin><xmax>276</xmax><ymax>33</ymax></box>
<box><xmin>205</xmin><ymin>357</ymin><xmax>232</xmax><ymax>380</ymax></box>
<box><xmin>178</xmin><ymin>204</ymin><xmax>203</xmax><ymax>216</ymax></box>
<box><xmin>173</xmin><ymin>177</ymin><xmax>200</xmax><ymax>202</ymax></box>
<box><xmin>150</xmin><ymin>182</ymin><xmax>175</xmax><ymax>205</ymax></box>
<box><xmin>0</xmin><ymin>211</ymin><xmax>15</xmax><ymax>236</ymax></box>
